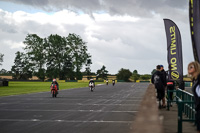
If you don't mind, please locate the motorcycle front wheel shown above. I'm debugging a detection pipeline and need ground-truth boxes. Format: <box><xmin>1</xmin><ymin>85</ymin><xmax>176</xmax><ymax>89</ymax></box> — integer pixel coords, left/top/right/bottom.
<box><xmin>90</xmin><ymin>87</ymin><xmax>93</xmax><ymax>92</ymax></box>
<box><xmin>52</xmin><ymin>91</ymin><xmax>55</xmax><ymax>97</ymax></box>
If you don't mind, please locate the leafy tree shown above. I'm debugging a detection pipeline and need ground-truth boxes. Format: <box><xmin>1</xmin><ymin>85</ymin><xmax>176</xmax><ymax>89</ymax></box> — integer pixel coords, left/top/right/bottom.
<box><xmin>23</xmin><ymin>34</ymin><xmax>46</xmax><ymax>80</ymax></box>
<box><xmin>35</xmin><ymin>68</ymin><xmax>46</xmax><ymax>81</ymax></box>
<box><xmin>96</xmin><ymin>65</ymin><xmax>108</xmax><ymax>80</ymax></box>
<box><xmin>117</xmin><ymin>68</ymin><xmax>132</xmax><ymax>81</ymax></box>
<box><xmin>45</xmin><ymin>34</ymin><xmax>68</xmax><ymax>79</ymax></box>
<box><xmin>60</xmin><ymin>56</ymin><xmax>74</xmax><ymax>80</ymax></box>
<box><xmin>84</xmin><ymin>58</ymin><xmax>92</xmax><ymax>79</ymax></box>
<box><xmin>12</xmin><ymin>33</ymin><xmax>92</xmax><ymax>80</ymax></box>
<box><xmin>0</xmin><ymin>53</ymin><xmax>4</xmax><ymax>66</ymax></box>
<box><xmin>11</xmin><ymin>51</ymin><xmax>33</xmax><ymax>80</ymax></box>
<box><xmin>132</xmin><ymin>70</ymin><xmax>140</xmax><ymax>82</ymax></box>
<box><xmin>67</xmin><ymin>33</ymin><xmax>90</xmax><ymax>80</ymax></box>
<box><xmin>0</xmin><ymin>69</ymin><xmax>12</xmax><ymax>76</ymax></box>
<box><xmin>140</xmin><ymin>74</ymin><xmax>151</xmax><ymax>80</ymax></box>
<box><xmin>0</xmin><ymin>69</ymin><xmax>7</xmax><ymax>75</ymax></box>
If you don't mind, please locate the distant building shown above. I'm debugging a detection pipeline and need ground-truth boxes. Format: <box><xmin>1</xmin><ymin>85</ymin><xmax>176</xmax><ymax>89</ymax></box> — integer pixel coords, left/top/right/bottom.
<box><xmin>0</xmin><ymin>76</ymin><xmax>40</xmax><ymax>80</ymax></box>
<box><xmin>0</xmin><ymin>76</ymin><xmax>12</xmax><ymax>80</ymax></box>
<box><xmin>82</xmin><ymin>75</ymin><xmax>96</xmax><ymax>80</ymax></box>
<box><xmin>107</xmin><ymin>75</ymin><xmax>117</xmax><ymax>80</ymax></box>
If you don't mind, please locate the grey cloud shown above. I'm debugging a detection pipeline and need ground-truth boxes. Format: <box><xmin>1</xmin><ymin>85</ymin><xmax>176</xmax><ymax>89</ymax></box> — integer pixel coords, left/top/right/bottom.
<box><xmin>0</xmin><ymin>24</ymin><xmax>18</xmax><ymax>33</ymax></box>
<box><xmin>62</xmin><ymin>24</ymin><xmax>87</xmax><ymax>37</ymax></box>
<box><xmin>0</xmin><ymin>20</ymin><xmax>18</xmax><ymax>34</ymax></box>
<box><xmin>1</xmin><ymin>0</ymin><xmax>102</xmax><ymax>12</ymax></box>
<box><xmin>1</xmin><ymin>0</ymin><xmax>188</xmax><ymax>19</ymax></box>
<box><xmin>0</xmin><ymin>43</ymin><xmax>23</xmax><ymax>71</ymax></box>
<box><xmin>0</xmin><ymin>1</ymin><xmax>193</xmax><ymax>74</ymax></box>
<box><xmin>0</xmin><ymin>11</ymin><xmax>18</xmax><ymax>33</ymax></box>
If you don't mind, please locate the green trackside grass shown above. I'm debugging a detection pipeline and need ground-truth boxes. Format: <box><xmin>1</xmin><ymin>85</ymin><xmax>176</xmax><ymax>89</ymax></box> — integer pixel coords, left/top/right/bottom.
<box><xmin>0</xmin><ymin>81</ymin><xmax>104</xmax><ymax>97</ymax></box>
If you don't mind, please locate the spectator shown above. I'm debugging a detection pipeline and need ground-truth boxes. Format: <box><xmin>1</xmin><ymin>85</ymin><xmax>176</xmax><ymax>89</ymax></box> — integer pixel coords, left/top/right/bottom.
<box><xmin>151</xmin><ymin>65</ymin><xmax>166</xmax><ymax>109</ymax></box>
<box><xmin>167</xmin><ymin>79</ymin><xmax>175</xmax><ymax>107</ymax></box>
<box><xmin>188</xmin><ymin>61</ymin><xmax>200</xmax><ymax>133</ymax></box>
<box><xmin>160</xmin><ymin>65</ymin><xmax>167</xmax><ymax>108</ymax></box>
<box><xmin>160</xmin><ymin>65</ymin><xmax>167</xmax><ymax>85</ymax></box>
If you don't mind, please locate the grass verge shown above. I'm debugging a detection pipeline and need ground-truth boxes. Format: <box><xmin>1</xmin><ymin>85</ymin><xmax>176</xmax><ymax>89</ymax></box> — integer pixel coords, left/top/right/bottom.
<box><xmin>0</xmin><ymin>81</ymin><xmax>104</xmax><ymax>97</ymax></box>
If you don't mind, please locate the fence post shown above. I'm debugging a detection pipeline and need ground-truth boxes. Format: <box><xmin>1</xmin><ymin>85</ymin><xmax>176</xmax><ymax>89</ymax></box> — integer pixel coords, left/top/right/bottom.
<box><xmin>178</xmin><ymin>101</ymin><xmax>183</xmax><ymax>133</ymax></box>
<box><xmin>182</xmin><ymin>92</ymin><xmax>185</xmax><ymax>113</ymax></box>
<box><xmin>176</xmin><ymin>90</ymin><xmax>179</xmax><ymax>104</ymax></box>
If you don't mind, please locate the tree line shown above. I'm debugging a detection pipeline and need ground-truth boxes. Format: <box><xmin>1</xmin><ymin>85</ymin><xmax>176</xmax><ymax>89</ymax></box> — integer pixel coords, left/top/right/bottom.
<box><xmin>117</xmin><ymin>68</ymin><xmax>152</xmax><ymax>82</ymax></box>
<box><xmin>10</xmin><ymin>33</ymin><xmax>91</xmax><ymax>80</ymax></box>
<box><xmin>0</xmin><ymin>33</ymin><xmax>153</xmax><ymax>81</ymax></box>
<box><xmin>0</xmin><ymin>53</ymin><xmax>3</xmax><ymax>66</ymax></box>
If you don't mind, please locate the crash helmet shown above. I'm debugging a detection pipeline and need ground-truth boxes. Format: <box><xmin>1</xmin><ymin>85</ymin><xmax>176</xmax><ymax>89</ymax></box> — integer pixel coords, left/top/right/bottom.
<box><xmin>53</xmin><ymin>79</ymin><xmax>56</xmax><ymax>82</ymax></box>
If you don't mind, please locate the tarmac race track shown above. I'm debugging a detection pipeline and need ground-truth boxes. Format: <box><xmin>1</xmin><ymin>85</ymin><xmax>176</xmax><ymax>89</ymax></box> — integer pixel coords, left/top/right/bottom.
<box><xmin>0</xmin><ymin>82</ymin><xmax>148</xmax><ymax>133</ymax></box>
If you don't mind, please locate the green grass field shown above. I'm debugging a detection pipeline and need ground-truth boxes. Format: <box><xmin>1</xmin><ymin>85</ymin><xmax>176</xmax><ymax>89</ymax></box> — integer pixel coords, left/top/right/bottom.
<box><xmin>0</xmin><ymin>81</ymin><xmax>104</xmax><ymax>97</ymax></box>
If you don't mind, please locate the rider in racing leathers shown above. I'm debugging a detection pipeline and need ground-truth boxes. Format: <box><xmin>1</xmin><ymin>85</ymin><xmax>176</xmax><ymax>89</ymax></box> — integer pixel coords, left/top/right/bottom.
<box><xmin>51</xmin><ymin>79</ymin><xmax>59</xmax><ymax>90</ymax></box>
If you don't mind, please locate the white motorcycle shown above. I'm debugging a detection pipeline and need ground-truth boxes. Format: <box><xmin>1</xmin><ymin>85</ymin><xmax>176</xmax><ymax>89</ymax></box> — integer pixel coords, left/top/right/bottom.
<box><xmin>89</xmin><ymin>82</ymin><xmax>94</xmax><ymax>92</ymax></box>
<box><xmin>112</xmin><ymin>80</ymin><xmax>115</xmax><ymax>86</ymax></box>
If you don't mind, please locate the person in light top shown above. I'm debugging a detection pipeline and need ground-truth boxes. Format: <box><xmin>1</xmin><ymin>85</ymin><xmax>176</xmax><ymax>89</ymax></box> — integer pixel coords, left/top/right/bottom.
<box><xmin>89</xmin><ymin>79</ymin><xmax>95</xmax><ymax>87</ymax></box>
<box><xmin>188</xmin><ymin>61</ymin><xmax>200</xmax><ymax>133</ymax></box>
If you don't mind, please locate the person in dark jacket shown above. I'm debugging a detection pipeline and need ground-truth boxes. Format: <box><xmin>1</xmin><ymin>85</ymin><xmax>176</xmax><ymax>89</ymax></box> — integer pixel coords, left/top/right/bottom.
<box><xmin>160</xmin><ymin>65</ymin><xmax>167</xmax><ymax>107</ymax></box>
<box><xmin>151</xmin><ymin>65</ymin><xmax>165</xmax><ymax>109</ymax></box>
<box><xmin>188</xmin><ymin>61</ymin><xmax>200</xmax><ymax>133</ymax></box>
<box><xmin>160</xmin><ymin>65</ymin><xmax>167</xmax><ymax>86</ymax></box>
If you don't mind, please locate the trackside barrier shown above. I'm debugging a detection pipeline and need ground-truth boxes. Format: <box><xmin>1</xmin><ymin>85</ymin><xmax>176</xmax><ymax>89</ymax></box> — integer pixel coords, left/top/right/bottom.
<box><xmin>184</xmin><ymin>81</ymin><xmax>192</xmax><ymax>87</ymax></box>
<box><xmin>57</xmin><ymin>80</ymin><xmax>65</xmax><ymax>83</ymax></box>
<box><xmin>104</xmin><ymin>80</ymin><xmax>117</xmax><ymax>83</ymax></box>
<box><xmin>167</xmin><ymin>89</ymin><xmax>195</xmax><ymax>133</ymax></box>
<box><xmin>78</xmin><ymin>80</ymin><xmax>104</xmax><ymax>82</ymax></box>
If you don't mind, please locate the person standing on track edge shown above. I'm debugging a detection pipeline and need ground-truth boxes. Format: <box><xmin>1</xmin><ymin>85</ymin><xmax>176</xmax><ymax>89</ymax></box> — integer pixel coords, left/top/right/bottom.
<box><xmin>188</xmin><ymin>61</ymin><xmax>200</xmax><ymax>133</ymax></box>
<box><xmin>160</xmin><ymin>65</ymin><xmax>167</xmax><ymax>108</ymax></box>
<box><xmin>151</xmin><ymin>65</ymin><xmax>166</xmax><ymax>109</ymax></box>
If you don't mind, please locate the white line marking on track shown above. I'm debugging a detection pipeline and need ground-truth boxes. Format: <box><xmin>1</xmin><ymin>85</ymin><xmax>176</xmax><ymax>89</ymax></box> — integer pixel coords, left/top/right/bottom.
<box><xmin>0</xmin><ymin>103</ymin><xmax>140</xmax><ymax>106</ymax></box>
<box><xmin>0</xmin><ymin>119</ymin><xmax>133</xmax><ymax>124</ymax></box>
<box><xmin>131</xmin><ymin>84</ymin><xmax>136</xmax><ymax>88</ymax></box>
<box><xmin>0</xmin><ymin>109</ymin><xmax>138</xmax><ymax>113</ymax></box>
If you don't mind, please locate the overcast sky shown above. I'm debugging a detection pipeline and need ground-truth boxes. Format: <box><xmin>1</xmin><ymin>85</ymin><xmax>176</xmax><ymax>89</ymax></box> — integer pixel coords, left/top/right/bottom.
<box><xmin>0</xmin><ymin>0</ymin><xmax>194</xmax><ymax>75</ymax></box>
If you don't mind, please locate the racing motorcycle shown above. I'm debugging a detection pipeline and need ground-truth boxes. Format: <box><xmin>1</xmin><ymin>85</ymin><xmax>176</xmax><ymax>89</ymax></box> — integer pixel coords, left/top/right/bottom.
<box><xmin>89</xmin><ymin>82</ymin><xmax>94</xmax><ymax>92</ymax></box>
<box><xmin>51</xmin><ymin>84</ymin><xmax>58</xmax><ymax>97</ymax></box>
<box><xmin>112</xmin><ymin>80</ymin><xmax>115</xmax><ymax>86</ymax></box>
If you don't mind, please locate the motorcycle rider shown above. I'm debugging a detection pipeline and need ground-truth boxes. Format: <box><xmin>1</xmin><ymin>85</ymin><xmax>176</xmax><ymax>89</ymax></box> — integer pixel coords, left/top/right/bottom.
<box><xmin>51</xmin><ymin>79</ymin><xmax>59</xmax><ymax>90</ymax></box>
<box><xmin>106</xmin><ymin>79</ymin><xmax>108</xmax><ymax>85</ymax></box>
<box><xmin>112</xmin><ymin>79</ymin><xmax>115</xmax><ymax>86</ymax></box>
<box><xmin>89</xmin><ymin>79</ymin><xmax>95</xmax><ymax>88</ymax></box>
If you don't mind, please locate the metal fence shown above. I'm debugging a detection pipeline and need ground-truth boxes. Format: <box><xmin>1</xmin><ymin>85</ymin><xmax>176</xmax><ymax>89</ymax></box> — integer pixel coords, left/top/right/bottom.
<box><xmin>167</xmin><ymin>89</ymin><xmax>195</xmax><ymax>133</ymax></box>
